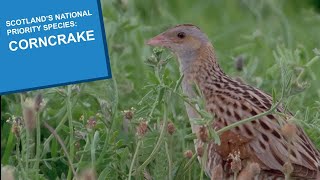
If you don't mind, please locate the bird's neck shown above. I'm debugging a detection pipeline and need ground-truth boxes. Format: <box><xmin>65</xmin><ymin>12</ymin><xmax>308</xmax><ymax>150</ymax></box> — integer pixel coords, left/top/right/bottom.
<box><xmin>179</xmin><ymin>43</ymin><xmax>224</xmax><ymax>97</ymax></box>
<box><xmin>178</xmin><ymin>43</ymin><xmax>224</xmax><ymax>133</ymax></box>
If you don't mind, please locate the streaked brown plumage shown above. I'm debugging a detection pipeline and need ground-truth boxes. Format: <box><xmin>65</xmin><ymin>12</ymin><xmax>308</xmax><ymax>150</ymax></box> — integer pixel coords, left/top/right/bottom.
<box><xmin>147</xmin><ymin>24</ymin><xmax>320</xmax><ymax>179</ymax></box>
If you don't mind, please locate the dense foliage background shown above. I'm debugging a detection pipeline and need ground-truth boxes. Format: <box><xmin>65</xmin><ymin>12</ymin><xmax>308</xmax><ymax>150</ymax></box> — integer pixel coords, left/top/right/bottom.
<box><xmin>1</xmin><ymin>0</ymin><xmax>320</xmax><ymax>179</ymax></box>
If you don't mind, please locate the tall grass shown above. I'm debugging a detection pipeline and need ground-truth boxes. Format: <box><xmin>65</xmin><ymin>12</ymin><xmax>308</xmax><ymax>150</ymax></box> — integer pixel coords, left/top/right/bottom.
<box><xmin>1</xmin><ymin>0</ymin><xmax>320</xmax><ymax>179</ymax></box>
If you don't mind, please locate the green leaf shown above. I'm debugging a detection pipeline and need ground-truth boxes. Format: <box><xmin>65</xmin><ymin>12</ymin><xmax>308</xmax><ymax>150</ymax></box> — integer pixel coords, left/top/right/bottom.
<box><xmin>272</xmin><ymin>88</ymin><xmax>277</xmax><ymax>103</ymax></box>
<box><xmin>211</xmin><ymin>130</ymin><xmax>221</xmax><ymax>145</ymax></box>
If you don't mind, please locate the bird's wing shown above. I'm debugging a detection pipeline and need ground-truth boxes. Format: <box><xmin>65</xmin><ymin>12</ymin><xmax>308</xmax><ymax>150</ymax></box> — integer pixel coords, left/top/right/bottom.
<box><xmin>210</xmin><ymin>77</ymin><xmax>320</xmax><ymax>178</ymax></box>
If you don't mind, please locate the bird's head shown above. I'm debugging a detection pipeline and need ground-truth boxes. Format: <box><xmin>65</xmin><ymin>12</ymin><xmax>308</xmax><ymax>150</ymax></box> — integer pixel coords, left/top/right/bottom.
<box><xmin>146</xmin><ymin>24</ymin><xmax>210</xmax><ymax>58</ymax></box>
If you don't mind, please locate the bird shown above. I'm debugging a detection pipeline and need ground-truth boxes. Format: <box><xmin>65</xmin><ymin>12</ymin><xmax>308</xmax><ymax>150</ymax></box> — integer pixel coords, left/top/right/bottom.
<box><xmin>146</xmin><ymin>24</ymin><xmax>320</xmax><ymax>179</ymax></box>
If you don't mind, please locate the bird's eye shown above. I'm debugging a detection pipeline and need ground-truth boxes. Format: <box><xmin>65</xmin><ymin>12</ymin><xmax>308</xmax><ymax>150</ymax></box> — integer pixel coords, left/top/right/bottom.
<box><xmin>177</xmin><ymin>32</ymin><xmax>186</xmax><ymax>39</ymax></box>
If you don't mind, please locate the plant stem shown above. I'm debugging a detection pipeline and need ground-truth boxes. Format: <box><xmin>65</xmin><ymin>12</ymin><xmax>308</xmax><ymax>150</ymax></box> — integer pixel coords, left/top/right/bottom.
<box><xmin>217</xmin><ymin>101</ymin><xmax>281</xmax><ymax>135</ymax></box>
<box><xmin>34</xmin><ymin>112</ymin><xmax>41</xmax><ymax>179</ymax></box>
<box><xmin>174</xmin><ymin>74</ymin><xmax>184</xmax><ymax>92</ymax></box>
<box><xmin>41</xmin><ymin>93</ymin><xmax>81</xmax><ymax>158</ymax></box>
<box><xmin>128</xmin><ymin>140</ymin><xmax>142</xmax><ymax>180</ymax></box>
<box><xmin>296</xmin><ymin>55</ymin><xmax>320</xmax><ymax>82</ymax></box>
<box><xmin>66</xmin><ymin>86</ymin><xmax>75</xmax><ymax>180</ymax></box>
<box><xmin>168</xmin><ymin>88</ymin><xmax>203</xmax><ymax>116</ymax></box>
<box><xmin>199</xmin><ymin>143</ymin><xmax>207</xmax><ymax>180</ymax></box>
<box><xmin>1</xmin><ymin>127</ymin><xmax>15</xmax><ymax>164</ymax></box>
<box><xmin>183</xmin><ymin>154</ymin><xmax>197</xmax><ymax>174</ymax></box>
<box><xmin>91</xmin><ymin>131</ymin><xmax>100</xmax><ymax>167</ymax></box>
<box><xmin>233</xmin><ymin>172</ymin><xmax>238</xmax><ymax>180</ymax></box>
<box><xmin>97</xmin><ymin>79</ymin><xmax>119</xmax><ymax>165</ymax></box>
<box><xmin>16</xmin><ymin>137</ymin><xmax>28</xmax><ymax>179</ymax></box>
<box><xmin>20</xmin><ymin>94</ymin><xmax>31</xmax><ymax>175</ymax></box>
<box><xmin>41</xmin><ymin>113</ymin><xmax>67</xmax><ymax>156</ymax></box>
<box><xmin>43</xmin><ymin>121</ymin><xmax>76</xmax><ymax>177</ymax></box>
<box><xmin>76</xmin><ymin>135</ymin><xmax>90</xmax><ymax>173</ymax></box>
<box><xmin>148</xmin><ymin>87</ymin><xmax>164</xmax><ymax>119</ymax></box>
<box><xmin>305</xmin><ymin>54</ymin><xmax>320</xmax><ymax>67</ymax></box>
<box><xmin>132</xmin><ymin>100</ymin><xmax>168</xmax><ymax>175</ymax></box>
<box><xmin>110</xmin><ymin>78</ymin><xmax>120</xmax><ymax>129</ymax></box>
<box><xmin>165</xmin><ymin>142</ymin><xmax>172</xmax><ymax>180</ymax></box>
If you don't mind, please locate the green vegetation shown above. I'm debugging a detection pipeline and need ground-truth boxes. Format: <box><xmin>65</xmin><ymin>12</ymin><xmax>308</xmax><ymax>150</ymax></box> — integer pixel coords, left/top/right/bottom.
<box><xmin>1</xmin><ymin>0</ymin><xmax>320</xmax><ymax>179</ymax></box>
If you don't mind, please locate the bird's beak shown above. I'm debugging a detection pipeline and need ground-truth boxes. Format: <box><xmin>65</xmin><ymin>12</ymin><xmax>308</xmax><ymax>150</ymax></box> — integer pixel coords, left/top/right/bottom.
<box><xmin>146</xmin><ymin>34</ymin><xmax>168</xmax><ymax>46</ymax></box>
